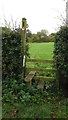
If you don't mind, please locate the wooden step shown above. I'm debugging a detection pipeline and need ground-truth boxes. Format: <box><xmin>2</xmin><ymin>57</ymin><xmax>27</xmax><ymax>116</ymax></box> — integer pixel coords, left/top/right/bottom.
<box><xmin>37</xmin><ymin>79</ymin><xmax>44</xmax><ymax>92</ymax></box>
<box><xmin>25</xmin><ymin>71</ymin><xmax>36</xmax><ymax>86</ymax></box>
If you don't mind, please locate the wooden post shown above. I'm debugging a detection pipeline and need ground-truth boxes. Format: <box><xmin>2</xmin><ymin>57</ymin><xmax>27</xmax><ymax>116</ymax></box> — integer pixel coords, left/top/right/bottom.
<box><xmin>66</xmin><ymin>0</ymin><xmax>68</xmax><ymax>25</ymax></box>
<box><xmin>21</xmin><ymin>18</ymin><xmax>27</xmax><ymax>79</ymax></box>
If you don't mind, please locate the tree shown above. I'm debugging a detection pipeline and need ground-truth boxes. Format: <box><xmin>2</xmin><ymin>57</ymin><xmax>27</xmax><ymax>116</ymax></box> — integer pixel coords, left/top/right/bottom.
<box><xmin>30</xmin><ymin>29</ymin><xmax>49</xmax><ymax>43</ymax></box>
<box><xmin>26</xmin><ymin>29</ymin><xmax>32</xmax><ymax>42</ymax></box>
<box><xmin>48</xmin><ymin>33</ymin><xmax>56</xmax><ymax>42</ymax></box>
<box><xmin>36</xmin><ymin>29</ymin><xmax>49</xmax><ymax>42</ymax></box>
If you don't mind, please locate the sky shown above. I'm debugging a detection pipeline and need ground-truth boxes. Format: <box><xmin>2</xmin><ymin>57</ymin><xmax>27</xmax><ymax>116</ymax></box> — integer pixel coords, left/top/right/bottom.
<box><xmin>0</xmin><ymin>0</ymin><xmax>66</xmax><ymax>34</ymax></box>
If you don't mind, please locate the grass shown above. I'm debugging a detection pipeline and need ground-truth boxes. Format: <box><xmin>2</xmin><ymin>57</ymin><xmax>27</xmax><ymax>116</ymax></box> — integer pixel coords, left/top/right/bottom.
<box><xmin>27</xmin><ymin>42</ymin><xmax>54</xmax><ymax>69</ymax></box>
<box><xmin>2</xmin><ymin>98</ymin><xmax>67</xmax><ymax>118</ymax></box>
<box><xmin>29</xmin><ymin>42</ymin><xmax>54</xmax><ymax>59</ymax></box>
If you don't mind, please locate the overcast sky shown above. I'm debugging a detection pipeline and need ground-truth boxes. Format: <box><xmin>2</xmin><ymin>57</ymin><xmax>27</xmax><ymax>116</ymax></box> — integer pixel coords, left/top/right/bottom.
<box><xmin>0</xmin><ymin>0</ymin><xmax>66</xmax><ymax>34</ymax></box>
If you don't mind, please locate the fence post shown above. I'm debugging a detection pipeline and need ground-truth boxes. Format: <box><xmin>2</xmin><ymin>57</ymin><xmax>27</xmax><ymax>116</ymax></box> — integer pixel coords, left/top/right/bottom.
<box><xmin>21</xmin><ymin>18</ymin><xmax>27</xmax><ymax>79</ymax></box>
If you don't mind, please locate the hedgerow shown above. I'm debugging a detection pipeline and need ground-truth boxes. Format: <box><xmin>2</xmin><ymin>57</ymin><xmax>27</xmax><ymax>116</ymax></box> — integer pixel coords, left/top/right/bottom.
<box><xmin>2</xmin><ymin>27</ymin><xmax>29</xmax><ymax>81</ymax></box>
<box><xmin>54</xmin><ymin>25</ymin><xmax>68</xmax><ymax>97</ymax></box>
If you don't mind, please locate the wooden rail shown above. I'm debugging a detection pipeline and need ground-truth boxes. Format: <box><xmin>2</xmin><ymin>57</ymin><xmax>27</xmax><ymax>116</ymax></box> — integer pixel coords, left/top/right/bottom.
<box><xmin>26</xmin><ymin>67</ymin><xmax>56</xmax><ymax>72</ymax></box>
<box><xmin>27</xmin><ymin>59</ymin><xmax>54</xmax><ymax>63</ymax></box>
<box><xmin>34</xmin><ymin>76</ymin><xmax>56</xmax><ymax>81</ymax></box>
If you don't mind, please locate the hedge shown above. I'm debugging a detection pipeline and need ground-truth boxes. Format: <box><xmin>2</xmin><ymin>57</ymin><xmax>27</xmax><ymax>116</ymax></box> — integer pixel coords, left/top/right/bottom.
<box><xmin>2</xmin><ymin>27</ymin><xmax>29</xmax><ymax>81</ymax></box>
<box><xmin>54</xmin><ymin>26</ymin><xmax>68</xmax><ymax>97</ymax></box>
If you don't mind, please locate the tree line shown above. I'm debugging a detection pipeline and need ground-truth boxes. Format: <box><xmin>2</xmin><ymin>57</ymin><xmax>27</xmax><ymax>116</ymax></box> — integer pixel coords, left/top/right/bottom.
<box><xmin>26</xmin><ymin>29</ymin><xmax>56</xmax><ymax>43</ymax></box>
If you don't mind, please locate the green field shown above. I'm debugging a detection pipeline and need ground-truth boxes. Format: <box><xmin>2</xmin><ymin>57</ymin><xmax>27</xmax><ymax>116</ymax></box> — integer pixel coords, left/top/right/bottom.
<box><xmin>27</xmin><ymin>42</ymin><xmax>54</xmax><ymax>69</ymax></box>
<box><xmin>29</xmin><ymin>42</ymin><xmax>54</xmax><ymax>59</ymax></box>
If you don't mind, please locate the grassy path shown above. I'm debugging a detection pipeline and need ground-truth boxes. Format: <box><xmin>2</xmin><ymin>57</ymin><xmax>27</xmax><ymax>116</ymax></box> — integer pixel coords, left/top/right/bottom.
<box><xmin>3</xmin><ymin>98</ymin><xmax>67</xmax><ymax>118</ymax></box>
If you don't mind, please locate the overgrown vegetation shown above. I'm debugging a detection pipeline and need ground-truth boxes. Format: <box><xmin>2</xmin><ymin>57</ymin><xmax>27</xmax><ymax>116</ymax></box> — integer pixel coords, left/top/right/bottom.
<box><xmin>3</xmin><ymin>78</ymin><xmax>67</xmax><ymax>118</ymax></box>
<box><xmin>54</xmin><ymin>25</ymin><xmax>68</xmax><ymax>97</ymax></box>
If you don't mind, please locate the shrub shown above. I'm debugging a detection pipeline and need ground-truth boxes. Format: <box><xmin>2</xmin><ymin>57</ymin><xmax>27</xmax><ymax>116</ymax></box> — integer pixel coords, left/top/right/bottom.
<box><xmin>2</xmin><ymin>27</ymin><xmax>22</xmax><ymax>80</ymax></box>
<box><xmin>54</xmin><ymin>26</ymin><xmax>68</xmax><ymax>97</ymax></box>
<box><xmin>2</xmin><ymin>27</ymin><xmax>29</xmax><ymax>81</ymax></box>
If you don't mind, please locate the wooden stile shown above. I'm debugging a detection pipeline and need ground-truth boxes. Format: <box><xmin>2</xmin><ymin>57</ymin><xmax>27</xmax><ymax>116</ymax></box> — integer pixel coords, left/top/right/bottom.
<box><xmin>21</xmin><ymin>18</ymin><xmax>56</xmax><ymax>90</ymax></box>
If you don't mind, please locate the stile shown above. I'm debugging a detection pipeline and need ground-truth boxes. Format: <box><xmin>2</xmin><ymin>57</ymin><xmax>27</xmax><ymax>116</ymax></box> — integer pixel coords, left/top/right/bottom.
<box><xmin>21</xmin><ymin>18</ymin><xmax>56</xmax><ymax>91</ymax></box>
